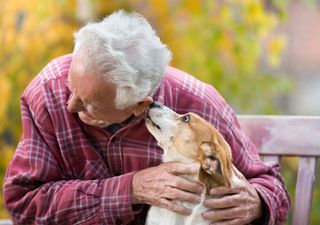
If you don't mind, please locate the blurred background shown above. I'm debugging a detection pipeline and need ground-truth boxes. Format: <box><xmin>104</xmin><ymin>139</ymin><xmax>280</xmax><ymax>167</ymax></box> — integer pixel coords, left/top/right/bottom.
<box><xmin>0</xmin><ymin>0</ymin><xmax>319</xmax><ymax>224</ymax></box>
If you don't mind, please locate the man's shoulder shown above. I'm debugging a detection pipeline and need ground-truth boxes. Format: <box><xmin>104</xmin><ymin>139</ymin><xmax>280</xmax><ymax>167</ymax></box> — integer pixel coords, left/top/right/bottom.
<box><xmin>163</xmin><ymin>66</ymin><xmax>222</xmax><ymax>103</ymax></box>
<box><xmin>160</xmin><ymin>66</ymin><xmax>230</xmax><ymax>119</ymax></box>
<box><xmin>164</xmin><ymin>66</ymin><xmax>206</xmax><ymax>98</ymax></box>
<box><xmin>164</xmin><ymin>66</ymin><xmax>202</xmax><ymax>86</ymax></box>
<box><xmin>25</xmin><ymin>54</ymin><xmax>72</xmax><ymax>88</ymax></box>
<box><xmin>40</xmin><ymin>54</ymin><xmax>72</xmax><ymax>83</ymax></box>
<box><xmin>22</xmin><ymin>54</ymin><xmax>72</xmax><ymax>108</ymax></box>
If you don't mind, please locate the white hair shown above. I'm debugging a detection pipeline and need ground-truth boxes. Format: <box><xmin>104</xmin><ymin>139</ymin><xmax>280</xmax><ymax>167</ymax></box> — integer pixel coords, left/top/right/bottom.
<box><xmin>73</xmin><ymin>10</ymin><xmax>172</xmax><ymax>109</ymax></box>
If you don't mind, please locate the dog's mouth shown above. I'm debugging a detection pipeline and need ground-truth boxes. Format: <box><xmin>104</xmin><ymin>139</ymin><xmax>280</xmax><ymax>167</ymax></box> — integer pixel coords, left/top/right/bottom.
<box><xmin>146</xmin><ymin>114</ymin><xmax>161</xmax><ymax>130</ymax></box>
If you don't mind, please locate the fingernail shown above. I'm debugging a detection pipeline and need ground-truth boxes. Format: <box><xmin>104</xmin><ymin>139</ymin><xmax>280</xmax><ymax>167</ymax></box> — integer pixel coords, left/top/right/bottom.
<box><xmin>210</xmin><ymin>188</ymin><xmax>217</xmax><ymax>196</ymax></box>
<box><xmin>189</xmin><ymin>163</ymin><xmax>199</xmax><ymax>173</ymax></box>
<box><xmin>195</xmin><ymin>196</ymin><xmax>201</xmax><ymax>203</ymax></box>
<box><xmin>202</xmin><ymin>212</ymin><xmax>208</xmax><ymax>219</ymax></box>
<box><xmin>197</xmin><ymin>186</ymin><xmax>204</xmax><ymax>194</ymax></box>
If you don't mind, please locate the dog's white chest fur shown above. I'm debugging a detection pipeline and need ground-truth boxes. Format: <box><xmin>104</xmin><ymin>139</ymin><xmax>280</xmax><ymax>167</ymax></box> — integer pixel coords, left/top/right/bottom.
<box><xmin>146</xmin><ymin>194</ymin><xmax>208</xmax><ymax>225</ymax></box>
<box><xmin>145</xmin><ymin>170</ymin><xmax>209</xmax><ymax>225</ymax></box>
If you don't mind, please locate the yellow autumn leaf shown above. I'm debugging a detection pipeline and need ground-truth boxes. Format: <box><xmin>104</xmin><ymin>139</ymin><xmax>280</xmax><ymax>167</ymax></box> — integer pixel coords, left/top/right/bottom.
<box><xmin>268</xmin><ymin>35</ymin><xmax>286</xmax><ymax>67</ymax></box>
<box><xmin>0</xmin><ymin>145</ymin><xmax>15</xmax><ymax>169</ymax></box>
<box><xmin>0</xmin><ymin>76</ymin><xmax>11</xmax><ymax>134</ymax></box>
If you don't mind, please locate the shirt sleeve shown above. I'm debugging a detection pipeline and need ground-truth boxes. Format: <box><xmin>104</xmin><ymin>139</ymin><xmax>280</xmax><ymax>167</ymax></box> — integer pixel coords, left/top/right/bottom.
<box><xmin>211</xmin><ymin>105</ymin><xmax>290</xmax><ymax>225</ymax></box>
<box><xmin>3</xmin><ymin>93</ymin><xmax>137</xmax><ymax>225</ymax></box>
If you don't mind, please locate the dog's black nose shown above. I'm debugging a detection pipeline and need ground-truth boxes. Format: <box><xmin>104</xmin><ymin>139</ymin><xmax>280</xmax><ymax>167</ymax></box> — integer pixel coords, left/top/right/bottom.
<box><xmin>149</xmin><ymin>102</ymin><xmax>162</xmax><ymax>109</ymax></box>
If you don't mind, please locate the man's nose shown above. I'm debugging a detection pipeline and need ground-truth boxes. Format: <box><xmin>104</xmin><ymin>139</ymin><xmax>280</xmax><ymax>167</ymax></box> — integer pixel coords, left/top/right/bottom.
<box><xmin>67</xmin><ymin>95</ymin><xmax>84</xmax><ymax>113</ymax></box>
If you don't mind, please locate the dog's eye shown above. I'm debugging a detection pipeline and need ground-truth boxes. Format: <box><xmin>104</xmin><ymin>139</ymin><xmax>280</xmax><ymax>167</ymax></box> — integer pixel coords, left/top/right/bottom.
<box><xmin>181</xmin><ymin>114</ymin><xmax>190</xmax><ymax>123</ymax></box>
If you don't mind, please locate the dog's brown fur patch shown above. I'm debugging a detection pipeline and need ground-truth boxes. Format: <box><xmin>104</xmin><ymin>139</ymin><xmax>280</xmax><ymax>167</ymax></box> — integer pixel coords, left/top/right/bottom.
<box><xmin>169</xmin><ymin>113</ymin><xmax>233</xmax><ymax>193</ymax></box>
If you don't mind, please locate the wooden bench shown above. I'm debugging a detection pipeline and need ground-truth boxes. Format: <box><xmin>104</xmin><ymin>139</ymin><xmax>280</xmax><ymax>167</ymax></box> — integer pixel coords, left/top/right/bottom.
<box><xmin>238</xmin><ymin>115</ymin><xmax>320</xmax><ymax>225</ymax></box>
<box><xmin>0</xmin><ymin>220</ymin><xmax>11</xmax><ymax>225</ymax></box>
<box><xmin>1</xmin><ymin>115</ymin><xmax>318</xmax><ymax>225</ymax></box>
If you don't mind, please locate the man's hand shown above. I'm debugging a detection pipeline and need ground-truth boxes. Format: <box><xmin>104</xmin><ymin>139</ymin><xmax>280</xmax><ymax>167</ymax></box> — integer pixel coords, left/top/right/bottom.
<box><xmin>203</xmin><ymin>183</ymin><xmax>262</xmax><ymax>225</ymax></box>
<box><xmin>132</xmin><ymin>162</ymin><xmax>204</xmax><ymax>215</ymax></box>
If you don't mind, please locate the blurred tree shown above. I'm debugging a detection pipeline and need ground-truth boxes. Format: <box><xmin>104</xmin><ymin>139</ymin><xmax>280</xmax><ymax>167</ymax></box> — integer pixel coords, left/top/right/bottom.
<box><xmin>0</xmin><ymin>0</ymin><xmax>79</xmax><ymax>218</ymax></box>
<box><xmin>92</xmin><ymin>0</ymin><xmax>293</xmax><ymax>114</ymax></box>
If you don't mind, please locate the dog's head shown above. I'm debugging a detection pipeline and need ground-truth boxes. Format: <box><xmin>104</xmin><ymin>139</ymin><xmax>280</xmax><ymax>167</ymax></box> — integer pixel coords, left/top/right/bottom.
<box><xmin>145</xmin><ymin>102</ymin><xmax>233</xmax><ymax>190</ymax></box>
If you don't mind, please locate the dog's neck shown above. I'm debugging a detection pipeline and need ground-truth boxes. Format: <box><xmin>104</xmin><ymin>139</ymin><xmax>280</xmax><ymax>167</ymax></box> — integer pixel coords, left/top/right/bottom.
<box><xmin>160</xmin><ymin>144</ymin><xmax>195</xmax><ymax>164</ymax></box>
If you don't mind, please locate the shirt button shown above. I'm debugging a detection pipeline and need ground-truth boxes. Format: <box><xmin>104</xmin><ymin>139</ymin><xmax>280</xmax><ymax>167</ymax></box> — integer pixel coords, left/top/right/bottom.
<box><xmin>115</xmin><ymin>218</ymin><xmax>122</xmax><ymax>225</ymax></box>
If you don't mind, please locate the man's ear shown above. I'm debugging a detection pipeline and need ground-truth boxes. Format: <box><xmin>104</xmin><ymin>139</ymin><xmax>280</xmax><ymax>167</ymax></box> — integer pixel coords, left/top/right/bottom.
<box><xmin>133</xmin><ymin>96</ymin><xmax>153</xmax><ymax>117</ymax></box>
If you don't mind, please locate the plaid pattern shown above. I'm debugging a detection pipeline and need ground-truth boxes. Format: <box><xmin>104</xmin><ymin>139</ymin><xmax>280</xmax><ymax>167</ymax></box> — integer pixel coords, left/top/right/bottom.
<box><xmin>3</xmin><ymin>54</ymin><xmax>289</xmax><ymax>225</ymax></box>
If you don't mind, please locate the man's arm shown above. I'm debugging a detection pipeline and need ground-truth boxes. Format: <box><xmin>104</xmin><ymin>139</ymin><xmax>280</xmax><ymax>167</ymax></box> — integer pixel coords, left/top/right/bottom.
<box><xmin>3</xmin><ymin>98</ymin><xmax>137</xmax><ymax>225</ymax></box>
<box><xmin>4</xmin><ymin>170</ymin><xmax>136</xmax><ymax>224</ymax></box>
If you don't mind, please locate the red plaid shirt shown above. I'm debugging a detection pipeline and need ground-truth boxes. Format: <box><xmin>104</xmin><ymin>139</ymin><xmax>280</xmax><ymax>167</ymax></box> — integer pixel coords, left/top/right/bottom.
<box><xmin>4</xmin><ymin>54</ymin><xmax>289</xmax><ymax>225</ymax></box>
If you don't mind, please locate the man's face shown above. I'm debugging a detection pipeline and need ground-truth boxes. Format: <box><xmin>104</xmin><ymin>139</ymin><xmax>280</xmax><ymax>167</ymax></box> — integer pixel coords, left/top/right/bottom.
<box><xmin>66</xmin><ymin>55</ymin><xmax>137</xmax><ymax>128</ymax></box>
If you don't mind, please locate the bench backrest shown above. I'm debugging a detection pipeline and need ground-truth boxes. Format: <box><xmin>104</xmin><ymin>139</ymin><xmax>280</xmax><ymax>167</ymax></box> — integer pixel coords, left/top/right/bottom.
<box><xmin>238</xmin><ymin>115</ymin><xmax>320</xmax><ymax>225</ymax></box>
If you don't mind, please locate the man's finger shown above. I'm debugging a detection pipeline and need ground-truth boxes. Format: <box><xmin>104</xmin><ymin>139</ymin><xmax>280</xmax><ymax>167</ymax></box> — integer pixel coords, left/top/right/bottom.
<box><xmin>208</xmin><ymin>218</ymin><xmax>245</xmax><ymax>225</ymax></box>
<box><xmin>203</xmin><ymin>206</ymin><xmax>242</xmax><ymax>222</ymax></box>
<box><xmin>209</xmin><ymin>186</ymin><xmax>243</xmax><ymax>196</ymax></box>
<box><xmin>159</xmin><ymin>198</ymin><xmax>192</xmax><ymax>216</ymax></box>
<box><xmin>205</xmin><ymin>194</ymin><xmax>242</xmax><ymax>209</ymax></box>
<box><xmin>167</xmin><ymin>174</ymin><xmax>204</xmax><ymax>194</ymax></box>
<box><xmin>165</xmin><ymin>186</ymin><xmax>202</xmax><ymax>204</ymax></box>
<box><xmin>165</xmin><ymin>162</ymin><xmax>199</xmax><ymax>175</ymax></box>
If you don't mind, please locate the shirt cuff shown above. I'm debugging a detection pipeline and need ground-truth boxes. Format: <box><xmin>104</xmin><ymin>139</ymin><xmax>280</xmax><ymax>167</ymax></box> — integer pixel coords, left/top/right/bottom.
<box><xmin>100</xmin><ymin>171</ymin><xmax>139</xmax><ymax>224</ymax></box>
<box><xmin>250</xmin><ymin>183</ymin><xmax>272</xmax><ymax>225</ymax></box>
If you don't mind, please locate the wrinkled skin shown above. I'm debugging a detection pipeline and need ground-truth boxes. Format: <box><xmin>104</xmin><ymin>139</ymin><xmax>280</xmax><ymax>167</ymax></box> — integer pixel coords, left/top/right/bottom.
<box><xmin>203</xmin><ymin>184</ymin><xmax>262</xmax><ymax>225</ymax></box>
<box><xmin>132</xmin><ymin>162</ymin><xmax>204</xmax><ymax>215</ymax></box>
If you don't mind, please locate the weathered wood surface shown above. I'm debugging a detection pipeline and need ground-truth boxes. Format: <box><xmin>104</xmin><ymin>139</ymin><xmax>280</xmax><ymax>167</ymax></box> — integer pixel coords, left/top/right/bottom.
<box><xmin>238</xmin><ymin>115</ymin><xmax>320</xmax><ymax>225</ymax></box>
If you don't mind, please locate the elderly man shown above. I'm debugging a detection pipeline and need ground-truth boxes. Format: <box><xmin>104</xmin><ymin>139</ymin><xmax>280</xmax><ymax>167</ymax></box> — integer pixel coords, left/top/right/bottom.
<box><xmin>4</xmin><ymin>11</ymin><xmax>289</xmax><ymax>225</ymax></box>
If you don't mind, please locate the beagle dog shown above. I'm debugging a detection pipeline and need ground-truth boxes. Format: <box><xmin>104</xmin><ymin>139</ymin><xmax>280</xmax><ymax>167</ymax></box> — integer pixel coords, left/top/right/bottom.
<box><xmin>145</xmin><ymin>102</ymin><xmax>246</xmax><ymax>225</ymax></box>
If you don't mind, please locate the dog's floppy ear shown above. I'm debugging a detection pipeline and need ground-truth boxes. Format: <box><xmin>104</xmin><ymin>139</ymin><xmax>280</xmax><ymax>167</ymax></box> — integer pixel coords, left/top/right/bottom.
<box><xmin>198</xmin><ymin>133</ymin><xmax>233</xmax><ymax>191</ymax></box>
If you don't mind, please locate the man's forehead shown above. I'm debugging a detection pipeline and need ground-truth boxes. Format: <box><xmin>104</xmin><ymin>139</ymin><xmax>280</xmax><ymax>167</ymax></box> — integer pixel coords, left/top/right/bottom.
<box><xmin>70</xmin><ymin>73</ymin><xmax>115</xmax><ymax>104</ymax></box>
<box><xmin>67</xmin><ymin>73</ymin><xmax>72</xmax><ymax>88</ymax></box>
<box><xmin>68</xmin><ymin>56</ymin><xmax>85</xmax><ymax>87</ymax></box>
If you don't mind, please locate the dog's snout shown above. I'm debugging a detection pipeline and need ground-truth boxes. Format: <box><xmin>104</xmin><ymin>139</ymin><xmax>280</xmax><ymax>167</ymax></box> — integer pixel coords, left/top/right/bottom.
<box><xmin>149</xmin><ymin>102</ymin><xmax>162</xmax><ymax>109</ymax></box>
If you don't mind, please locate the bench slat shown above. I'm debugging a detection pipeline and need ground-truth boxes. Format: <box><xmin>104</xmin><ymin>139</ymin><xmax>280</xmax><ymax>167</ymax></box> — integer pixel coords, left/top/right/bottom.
<box><xmin>292</xmin><ymin>157</ymin><xmax>316</xmax><ymax>225</ymax></box>
<box><xmin>263</xmin><ymin>155</ymin><xmax>280</xmax><ymax>164</ymax></box>
<box><xmin>238</xmin><ymin>115</ymin><xmax>320</xmax><ymax>157</ymax></box>
<box><xmin>0</xmin><ymin>220</ymin><xmax>12</xmax><ymax>225</ymax></box>
<box><xmin>259</xmin><ymin>148</ymin><xmax>320</xmax><ymax>157</ymax></box>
